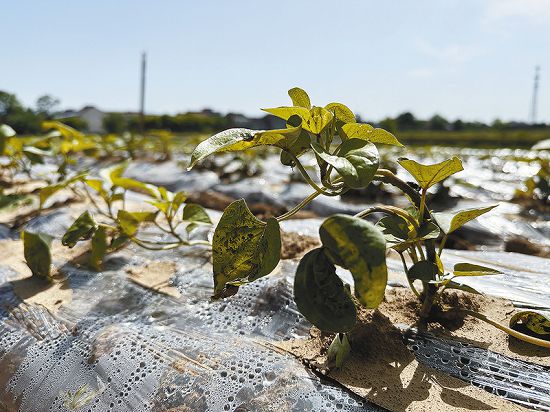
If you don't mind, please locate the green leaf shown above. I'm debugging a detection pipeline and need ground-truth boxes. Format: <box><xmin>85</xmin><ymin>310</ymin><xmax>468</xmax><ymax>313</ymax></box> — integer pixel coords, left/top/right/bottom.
<box><xmin>62</xmin><ymin>211</ymin><xmax>97</xmax><ymax>248</ymax></box>
<box><xmin>90</xmin><ymin>226</ymin><xmax>108</xmax><ymax>270</ymax></box>
<box><xmin>0</xmin><ymin>124</ymin><xmax>16</xmax><ymax>137</ymax></box>
<box><xmin>327</xmin><ymin>333</ymin><xmax>352</xmax><ymax>368</ymax></box>
<box><xmin>22</xmin><ymin>231</ymin><xmax>52</xmax><ymax>279</ymax></box>
<box><xmin>42</xmin><ymin>120</ymin><xmax>82</xmax><ymax>139</ymax></box>
<box><xmin>453</xmin><ymin>263</ymin><xmax>502</xmax><ymax>277</ymax></box>
<box><xmin>398</xmin><ymin>156</ymin><xmax>463</xmax><ymax>189</ymax></box>
<box><xmin>376</xmin><ymin>215</ymin><xmax>410</xmax><ymax>247</ymax></box>
<box><xmin>39</xmin><ymin>173</ymin><xmax>87</xmax><ymax>208</ymax></box>
<box><xmin>319</xmin><ymin>215</ymin><xmax>387</xmax><ymax>308</ymax></box>
<box><xmin>294</xmin><ymin>248</ymin><xmax>357</xmax><ymax>333</ymax></box>
<box><xmin>288</xmin><ymin>87</ymin><xmax>311</xmax><ymax>108</ymax></box>
<box><xmin>111</xmin><ymin>176</ymin><xmax>159</xmax><ymax>198</ymax></box>
<box><xmin>212</xmin><ymin>199</ymin><xmax>281</xmax><ymax>297</ymax></box>
<box><xmin>280</xmin><ymin>128</ymin><xmax>312</xmax><ymax>166</ymax></box>
<box><xmin>116</xmin><ymin>210</ymin><xmax>156</xmax><ymax>236</ymax></box>
<box><xmin>148</xmin><ymin>200</ymin><xmax>171</xmax><ymax>214</ymax></box>
<box><xmin>84</xmin><ymin>179</ymin><xmax>104</xmax><ymax>193</ymax></box>
<box><xmin>510</xmin><ymin>311</ymin><xmax>550</xmax><ymax>336</ymax></box>
<box><xmin>368</xmin><ymin>129</ymin><xmax>404</xmax><ymax>147</ymax></box>
<box><xmin>311</xmin><ymin>138</ymin><xmax>379</xmax><ymax>189</ymax></box>
<box><xmin>188</xmin><ymin>125</ymin><xmax>302</xmax><ymax>169</ymax></box>
<box><xmin>110</xmin><ymin>234</ymin><xmax>130</xmax><ymax>250</ymax></box>
<box><xmin>182</xmin><ymin>203</ymin><xmax>212</xmax><ymax>233</ymax></box>
<box><xmin>23</xmin><ymin>146</ymin><xmax>49</xmax><ymax>164</ymax></box>
<box><xmin>0</xmin><ymin>194</ymin><xmax>29</xmax><ymax>211</ymax></box>
<box><xmin>325</xmin><ymin>103</ymin><xmax>356</xmax><ymax>124</ymax></box>
<box><xmin>407</xmin><ymin>260</ymin><xmax>439</xmax><ymax>282</ymax></box>
<box><xmin>171</xmin><ymin>191</ymin><xmax>188</xmax><ymax>211</ymax></box>
<box><xmin>0</xmin><ymin>124</ymin><xmax>15</xmax><ymax>155</ymax></box>
<box><xmin>262</xmin><ymin>106</ymin><xmax>333</xmax><ymax>134</ymax></box>
<box><xmin>445</xmin><ymin>280</ymin><xmax>481</xmax><ymax>295</ymax></box>
<box><xmin>433</xmin><ymin>205</ymin><xmax>498</xmax><ymax>234</ymax></box>
<box><xmin>376</xmin><ymin>216</ymin><xmax>439</xmax><ymax>251</ymax></box>
<box><xmin>341</xmin><ymin>123</ymin><xmax>403</xmax><ymax>147</ymax></box>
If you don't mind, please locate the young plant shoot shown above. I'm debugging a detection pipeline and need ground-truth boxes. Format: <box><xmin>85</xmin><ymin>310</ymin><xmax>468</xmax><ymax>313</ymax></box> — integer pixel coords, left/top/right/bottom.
<box><xmin>189</xmin><ymin>87</ymin><xmax>550</xmax><ymax>356</ymax></box>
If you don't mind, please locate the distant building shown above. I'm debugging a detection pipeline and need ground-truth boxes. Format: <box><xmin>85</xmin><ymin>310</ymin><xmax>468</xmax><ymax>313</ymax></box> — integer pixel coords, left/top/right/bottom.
<box><xmin>56</xmin><ymin>106</ymin><xmax>106</xmax><ymax>133</ymax></box>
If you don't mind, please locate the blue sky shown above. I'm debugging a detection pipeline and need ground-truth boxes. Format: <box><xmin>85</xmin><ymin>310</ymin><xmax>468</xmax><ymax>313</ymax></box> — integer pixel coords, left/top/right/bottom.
<box><xmin>2</xmin><ymin>0</ymin><xmax>549</xmax><ymax>122</ymax></box>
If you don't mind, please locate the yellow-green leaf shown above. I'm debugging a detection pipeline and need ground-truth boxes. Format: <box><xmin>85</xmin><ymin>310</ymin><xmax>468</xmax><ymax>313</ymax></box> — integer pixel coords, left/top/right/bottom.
<box><xmin>212</xmin><ymin>199</ymin><xmax>281</xmax><ymax>297</ymax></box>
<box><xmin>262</xmin><ymin>106</ymin><xmax>333</xmax><ymax>134</ymax></box>
<box><xmin>42</xmin><ymin>120</ymin><xmax>82</xmax><ymax>139</ymax></box>
<box><xmin>319</xmin><ymin>215</ymin><xmax>387</xmax><ymax>308</ymax></box>
<box><xmin>311</xmin><ymin>139</ymin><xmax>379</xmax><ymax>189</ymax></box>
<box><xmin>294</xmin><ymin>248</ymin><xmax>357</xmax><ymax>333</ymax></box>
<box><xmin>0</xmin><ymin>124</ymin><xmax>16</xmax><ymax>137</ymax></box>
<box><xmin>325</xmin><ymin>103</ymin><xmax>356</xmax><ymax>124</ymax></box>
<box><xmin>433</xmin><ymin>205</ymin><xmax>498</xmax><ymax>234</ymax></box>
<box><xmin>288</xmin><ymin>87</ymin><xmax>311</xmax><ymax>108</ymax></box>
<box><xmin>327</xmin><ymin>333</ymin><xmax>352</xmax><ymax>368</ymax></box>
<box><xmin>62</xmin><ymin>211</ymin><xmax>97</xmax><ymax>248</ymax></box>
<box><xmin>22</xmin><ymin>231</ymin><xmax>52</xmax><ymax>279</ymax></box>
<box><xmin>453</xmin><ymin>263</ymin><xmax>502</xmax><ymax>277</ymax></box>
<box><xmin>341</xmin><ymin>123</ymin><xmax>403</xmax><ymax>146</ymax></box>
<box><xmin>39</xmin><ymin>173</ymin><xmax>87</xmax><ymax>207</ymax></box>
<box><xmin>90</xmin><ymin>226</ymin><xmax>108</xmax><ymax>270</ymax></box>
<box><xmin>408</xmin><ymin>260</ymin><xmax>439</xmax><ymax>282</ymax></box>
<box><xmin>188</xmin><ymin>125</ymin><xmax>302</xmax><ymax>170</ymax></box>
<box><xmin>510</xmin><ymin>311</ymin><xmax>550</xmax><ymax>336</ymax></box>
<box><xmin>398</xmin><ymin>156</ymin><xmax>463</xmax><ymax>189</ymax></box>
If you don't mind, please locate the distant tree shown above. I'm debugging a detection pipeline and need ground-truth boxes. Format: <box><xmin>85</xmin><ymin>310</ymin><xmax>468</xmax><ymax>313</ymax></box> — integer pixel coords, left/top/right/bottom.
<box><xmin>395</xmin><ymin>112</ymin><xmax>418</xmax><ymax>130</ymax></box>
<box><xmin>429</xmin><ymin>114</ymin><xmax>449</xmax><ymax>131</ymax></box>
<box><xmin>35</xmin><ymin>94</ymin><xmax>60</xmax><ymax>117</ymax></box>
<box><xmin>0</xmin><ymin>91</ymin><xmax>23</xmax><ymax>117</ymax></box>
<box><xmin>492</xmin><ymin>118</ymin><xmax>505</xmax><ymax>130</ymax></box>
<box><xmin>103</xmin><ymin>113</ymin><xmax>127</xmax><ymax>134</ymax></box>
<box><xmin>379</xmin><ymin>117</ymin><xmax>398</xmax><ymax>134</ymax></box>
<box><xmin>0</xmin><ymin>91</ymin><xmax>41</xmax><ymax>134</ymax></box>
<box><xmin>452</xmin><ymin>119</ymin><xmax>464</xmax><ymax>131</ymax></box>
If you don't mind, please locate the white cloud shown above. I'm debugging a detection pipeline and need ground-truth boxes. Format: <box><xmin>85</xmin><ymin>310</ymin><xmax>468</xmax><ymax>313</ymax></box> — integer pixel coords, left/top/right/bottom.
<box><xmin>407</xmin><ymin>68</ymin><xmax>435</xmax><ymax>78</ymax></box>
<box><xmin>485</xmin><ymin>0</ymin><xmax>550</xmax><ymax>23</ymax></box>
<box><xmin>414</xmin><ymin>39</ymin><xmax>481</xmax><ymax>65</ymax></box>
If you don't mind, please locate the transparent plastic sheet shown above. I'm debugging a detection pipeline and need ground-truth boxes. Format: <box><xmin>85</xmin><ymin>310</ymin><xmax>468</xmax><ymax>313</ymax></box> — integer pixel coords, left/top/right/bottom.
<box><xmin>0</xmin><ymin>216</ymin><xmax>549</xmax><ymax>411</ymax></box>
<box><xmin>405</xmin><ymin>329</ymin><xmax>550</xmax><ymax>411</ymax></box>
<box><xmin>0</xmin><ymin>247</ymin><xmax>375</xmax><ymax>412</ymax></box>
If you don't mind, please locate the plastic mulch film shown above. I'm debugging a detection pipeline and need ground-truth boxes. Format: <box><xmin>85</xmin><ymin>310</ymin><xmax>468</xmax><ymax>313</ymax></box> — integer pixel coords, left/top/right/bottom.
<box><xmin>0</xmin><ymin>247</ymin><xmax>377</xmax><ymax>412</ymax></box>
<box><xmin>405</xmin><ymin>329</ymin><xmax>550</xmax><ymax>411</ymax></box>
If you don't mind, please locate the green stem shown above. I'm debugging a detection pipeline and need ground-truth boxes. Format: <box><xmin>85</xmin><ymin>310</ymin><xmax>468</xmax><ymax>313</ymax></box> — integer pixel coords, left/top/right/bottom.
<box><xmin>450</xmin><ymin>308</ymin><xmax>550</xmax><ymax>349</ymax></box>
<box><xmin>286</xmin><ymin>151</ymin><xmax>341</xmax><ymax>197</ymax></box>
<box><xmin>354</xmin><ymin>205</ymin><xmax>419</xmax><ymax>229</ymax></box>
<box><xmin>418</xmin><ymin>189</ymin><xmax>427</xmax><ymax>221</ymax></box>
<box><xmin>373</xmin><ymin>169</ymin><xmax>422</xmax><ymax>210</ymax></box>
<box><xmin>438</xmin><ymin>233</ymin><xmax>448</xmax><ymax>256</ymax></box>
<box><xmin>399</xmin><ymin>252</ymin><xmax>420</xmax><ymax>298</ymax></box>
<box><xmin>276</xmin><ymin>191</ymin><xmax>321</xmax><ymax>222</ymax></box>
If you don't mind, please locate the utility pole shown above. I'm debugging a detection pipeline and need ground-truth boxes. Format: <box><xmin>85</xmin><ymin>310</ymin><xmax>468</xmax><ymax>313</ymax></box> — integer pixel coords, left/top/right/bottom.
<box><xmin>530</xmin><ymin>65</ymin><xmax>540</xmax><ymax>124</ymax></box>
<box><xmin>139</xmin><ymin>52</ymin><xmax>147</xmax><ymax>134</ymax></box>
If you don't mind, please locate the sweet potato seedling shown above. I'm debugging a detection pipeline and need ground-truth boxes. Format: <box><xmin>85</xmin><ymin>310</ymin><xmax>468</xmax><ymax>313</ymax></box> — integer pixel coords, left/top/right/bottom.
<box><xmin>189</xmin><ymin>87</ymin><xmax>550</xmax><ymax>361</ymax></box>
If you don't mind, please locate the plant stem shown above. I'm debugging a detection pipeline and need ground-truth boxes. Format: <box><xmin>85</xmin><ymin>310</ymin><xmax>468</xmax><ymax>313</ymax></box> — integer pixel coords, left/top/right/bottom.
<box><xmin>354</xmin><ymin>205</ymin><xmax>419</xmax><ymax>229</ymax></box>
<box><xmin>373</xmin><ymin>169</ymin><xmax>422</xmax><ymax>209</ymax></box>
<box><xmin>399</xmin><ymin>251</ymin><xmax>421</xmax><ymax>298</ymax></box>
<box><xmin>418</xmin><ymin>188</ymin><xmax>427</xmax><ymax>220</ymax></box>
<box><xmin>285</xmin><ymin>151</ymin><xmax>341</xmax><ymax>197</ymax></box>
<box><xmin>449</xmin><ymin>308</ymin><xmax>550</xmax><ymax>349</ymax></box>
<box><xmin>276</xmin><ymin>191</ymin><xmax>321</xmax><ymax>222</ymax></box>
<box><xmin>419</xmin><ymin>239</ymin><xmax>439</xmax><ymax>319</ymax></box>
<box><xmin>438</xmin><ymin>233</ymin><xmax>448</xmax><ymax>256</ymax></box>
